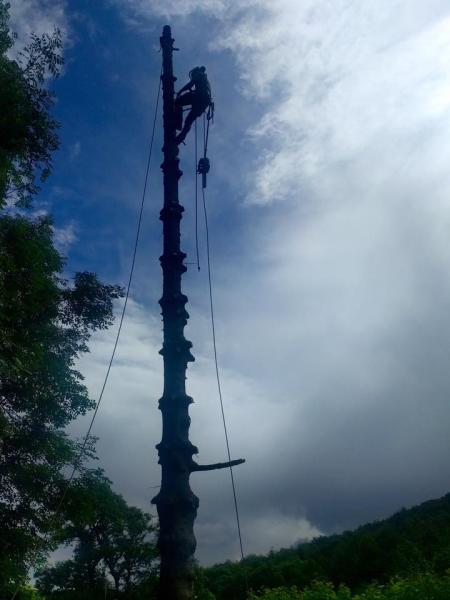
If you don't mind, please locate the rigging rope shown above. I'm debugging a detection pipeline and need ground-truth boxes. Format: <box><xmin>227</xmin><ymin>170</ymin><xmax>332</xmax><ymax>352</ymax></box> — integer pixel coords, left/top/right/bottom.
<box><xmin>200</xmin><ymin>182</ymin><xmax>245</xmax><ymax>562</ymax></box>
<box><xmin>9</xmin><ymin>74</ymin><xmax>162</xmax><ymax>600</ymax></box>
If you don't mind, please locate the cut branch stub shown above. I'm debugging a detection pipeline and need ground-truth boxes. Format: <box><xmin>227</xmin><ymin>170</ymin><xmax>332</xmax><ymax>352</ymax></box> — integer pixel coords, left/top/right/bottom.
<box><xmin>191</xmin><ymin>458</ymin><xmax>246</xmax><ymax>472</ymax></box>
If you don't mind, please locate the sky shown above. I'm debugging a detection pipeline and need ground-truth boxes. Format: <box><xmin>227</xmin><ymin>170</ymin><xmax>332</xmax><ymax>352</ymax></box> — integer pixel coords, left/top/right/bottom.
<box><xmin>9</xmin><ymin>0</ymin><xmax>450</xmax><ymax>565</ymax></box>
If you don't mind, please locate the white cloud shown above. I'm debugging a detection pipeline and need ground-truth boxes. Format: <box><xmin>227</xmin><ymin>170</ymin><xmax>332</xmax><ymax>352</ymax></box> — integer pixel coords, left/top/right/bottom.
<box><xmin>213</xmin><ymin>1</ymin><xmax>450</xmax><ymax>205</ymax></box>
<box><xmin>73</xmin><ymin>299</ymin><xmax>300</xmax><ymax>563</ymax></box>
<box><xmin>113</xmin><ymin>1</ymin><xmax>450</xmax><ymax>205</ymax></box>
<box><xmin>8</xmin><ymin>0</ymin><xmax>68</xmax><ymax>54</ymax></box>
<box><xmin>196</xmin><ymin>513</ymin><xmax>322</xmax><ymax>563</ymax></box>
<box><xmin>53</xmin><ymin>221</ymin><xmax>77</xmax><ymax>251</ymax></box>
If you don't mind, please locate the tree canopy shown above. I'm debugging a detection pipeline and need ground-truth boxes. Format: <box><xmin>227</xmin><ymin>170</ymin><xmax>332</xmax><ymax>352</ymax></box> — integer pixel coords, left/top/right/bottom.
<box><xmin>0</xmin><ymin>0</ymin><xmax>62</xmax><ymax>207</ymax></box>
<box><xmin>36</xmin><ymin>469</ymin><xmax>158</xmax><ymax>600</ymax></box>
<box><xmin>0</xmin><ymin>213</ymin><xmax>124</xmax><ymax>591</ymax></box>
<box><xmin>0</xmin><ymin>3</ymin><xmax>138</xmax><ymax>595</ymax></box>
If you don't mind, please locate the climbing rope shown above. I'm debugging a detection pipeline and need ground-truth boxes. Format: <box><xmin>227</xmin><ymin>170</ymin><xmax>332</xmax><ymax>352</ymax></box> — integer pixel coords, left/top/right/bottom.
<box><xmin>201</xmin><ymin>184</ymin><xmax>245</xmax><ymax>562</ymax></box>
<box><xmin>9</xmin><ymin>72</ymin><xmax>162</xmax><ymax>600</ymax></box>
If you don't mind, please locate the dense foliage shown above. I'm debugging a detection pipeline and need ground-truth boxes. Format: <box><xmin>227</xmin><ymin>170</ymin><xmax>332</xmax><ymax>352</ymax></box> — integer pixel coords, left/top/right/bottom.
<box><xmin>0</xmin><ymin>2</ymin><xmax>129</xmax><ymax>596</ymax></box>
<box><xmin>0</xmin><ymin>211</ymin><xmax>124</xmax><ymax>593</ymax></box>
<box><xmin>0</xmin><ymin>1</ymin><xmax>62</xmax><ymax>207</ymax></box>
<box><xmin>198</xmin><ymin>494</ymin><xmax>450</xmax><ymax>599</ymax></box>
<box><xmin>249</xmin><ymin>573</ymin><xmax>450</xmax><ymax>600</ymax></box>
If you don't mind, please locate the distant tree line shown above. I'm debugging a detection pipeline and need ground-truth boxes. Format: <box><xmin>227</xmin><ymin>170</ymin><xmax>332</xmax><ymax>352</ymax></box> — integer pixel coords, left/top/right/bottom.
<box><xmin>195</xmin><ymin>494</ymin><xmax>450</xmax><ymax>599</ymax></box>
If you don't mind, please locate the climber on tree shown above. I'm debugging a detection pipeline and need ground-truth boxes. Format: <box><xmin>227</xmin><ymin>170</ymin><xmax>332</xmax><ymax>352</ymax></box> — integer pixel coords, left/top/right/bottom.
<box><xmin>175</xmin><ymin>66</ymin><xmax>211</xmax><ymax>145</ymax></box>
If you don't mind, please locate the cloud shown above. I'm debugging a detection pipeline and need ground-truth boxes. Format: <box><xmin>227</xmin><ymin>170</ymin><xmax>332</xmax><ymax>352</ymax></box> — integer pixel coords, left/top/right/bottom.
<box><xmin>69</xmin><ymin>0</ymin><xmax>450</xmax><ymax>564</ymax></box>
<box><xmin>71</xmin><ymin>298</ymin><xmax>324</xmax><ymax>564</ymax></box>
<box><xmin>196</xmin><ymin>513</ymin><xmax>322</xmax><ymax>561</ymax></box>
<box><xmin>8</xmin><ymin>0</ymin><xmax>68</xmax><ymax>54</ymax></box>
<box><xmin>112</xmin><ymin>0</ymin><xmax>231</xmax><ymax>21</ymax></box>
<box><xmin>210</xmin><ymin>1</ymin><xmax>450</xmax><ymax>205</ymax></box>
<box><xmin>69</xmin><ymin>141</ymin><xmax>81</xmax><ymax>161</ymax></box>
<box><xmin>53</xmin><ymin>221</ymin><xmax>77</xmax><ymax>251</ymax></box>
<box><xmin>112</xmin><ymin>1</ymin><xmax>450</xmax><ymax>206</ymax></box>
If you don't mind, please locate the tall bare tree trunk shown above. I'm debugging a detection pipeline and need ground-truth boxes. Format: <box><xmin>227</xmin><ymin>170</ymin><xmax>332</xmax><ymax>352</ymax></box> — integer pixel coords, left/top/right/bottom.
<box><xmin>152</xmin><ymin>26</ymin><xmax>244</xmax><ymax>600</ymax></box>
<box><xmin>152</xmin><ymin>26</ymin><xmax>198</xmax><ymax>600</ymax></box>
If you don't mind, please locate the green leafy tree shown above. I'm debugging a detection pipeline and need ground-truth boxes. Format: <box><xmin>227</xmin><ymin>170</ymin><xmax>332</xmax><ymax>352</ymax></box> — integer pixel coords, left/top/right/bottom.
<box><xmin>0</xmin><ymin>214</ymin><xmax>123</xmax><ymax>594</ymax></box>
<box><xmin>0</xmin><ymin>3</ymin><xmax>124</xmax><ymax>595</ymax></box>
<box><xmin>193</xmin><ymin>566</ymin><xmax>216</xmax><ymax>600</ymax></box>
<box><xmin>0</xmin><ymin>0</ymin><xmax>62</xmax><ymax>207</ymax></box>
<box><xmin>36</xmin><ymin>470</ymin><xmax>158</xmax><ymax>599</ymax></box>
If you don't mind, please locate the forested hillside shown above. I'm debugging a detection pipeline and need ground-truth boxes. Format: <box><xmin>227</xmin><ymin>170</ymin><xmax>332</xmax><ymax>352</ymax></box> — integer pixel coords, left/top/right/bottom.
<box><xmin>197</xmin><ymin>493</ymin><xmax>450</xmax><ymax>599</ymax></box>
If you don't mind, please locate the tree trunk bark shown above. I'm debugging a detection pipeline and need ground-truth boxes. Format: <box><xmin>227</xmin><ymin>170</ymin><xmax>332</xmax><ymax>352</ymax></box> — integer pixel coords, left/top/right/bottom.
<box><xmin>152</xmin><ymin>25</ymin><xmax>198</xmax><ymax>600</ymax></box>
